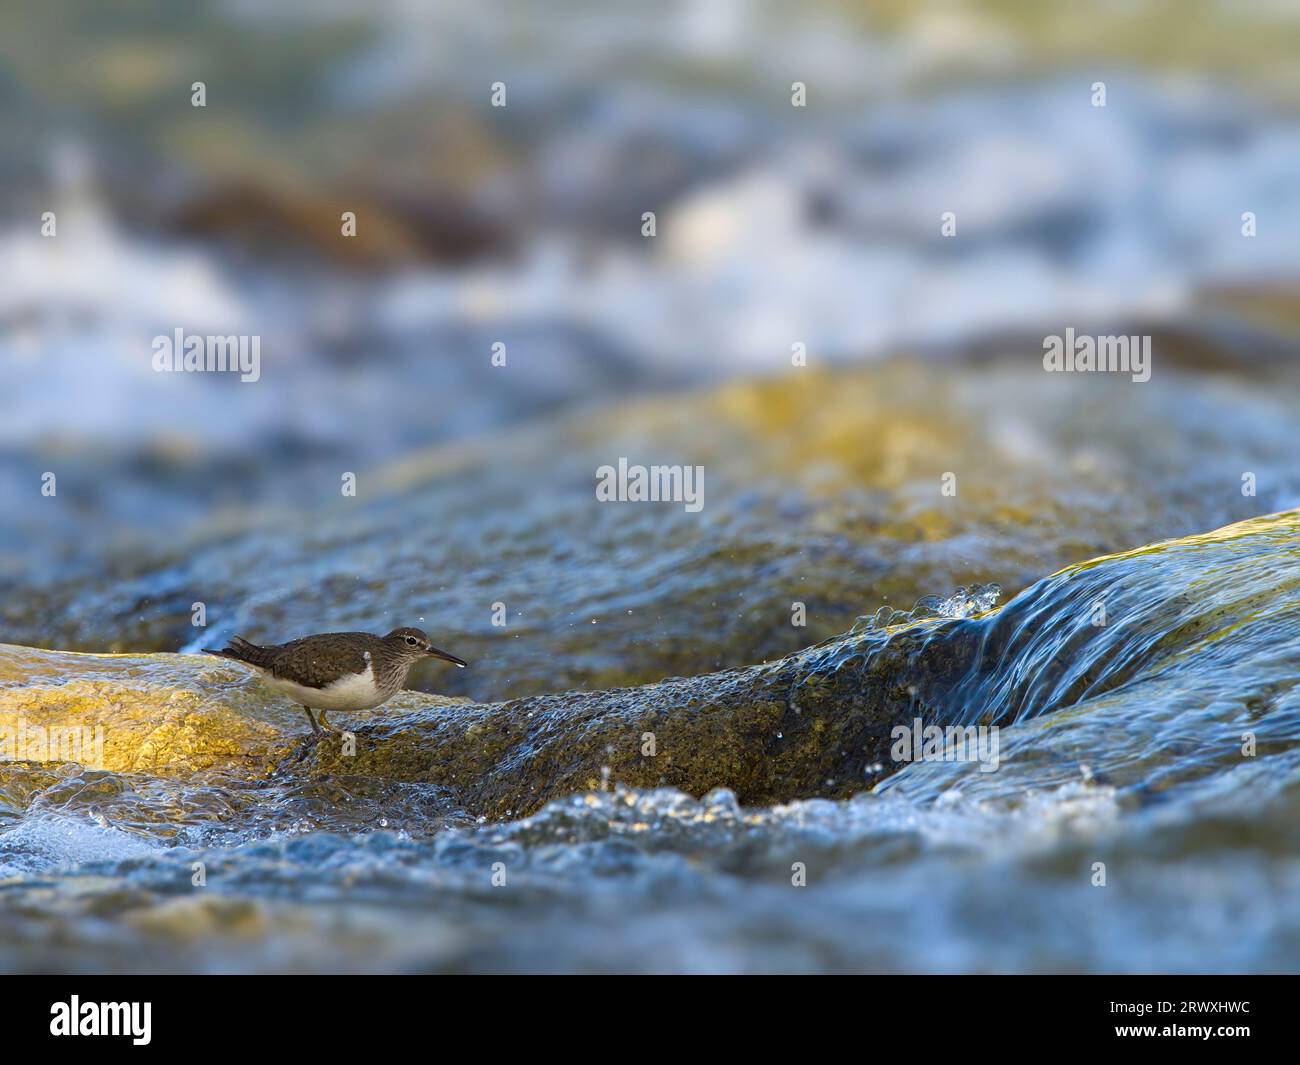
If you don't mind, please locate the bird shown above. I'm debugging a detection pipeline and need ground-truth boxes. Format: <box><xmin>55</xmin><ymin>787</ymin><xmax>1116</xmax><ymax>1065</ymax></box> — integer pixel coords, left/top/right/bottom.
<box><xmin>205</xmin><ymin>627</ymin><xmax>467</xmax><ymax>737</ymax></box>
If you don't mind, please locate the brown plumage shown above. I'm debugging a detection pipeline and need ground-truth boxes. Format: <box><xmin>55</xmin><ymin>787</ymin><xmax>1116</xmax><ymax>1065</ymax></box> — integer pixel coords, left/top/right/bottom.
<box><xmin>206</xmin><ymin>626</ymin><xmax>466</xmax><ymax>736</ymax></box>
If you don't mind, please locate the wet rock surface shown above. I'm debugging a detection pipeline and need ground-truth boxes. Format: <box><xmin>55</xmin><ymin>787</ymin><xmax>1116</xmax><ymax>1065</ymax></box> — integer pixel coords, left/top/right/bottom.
<box><xmin>6</xmin><ymin>512</ymin><xmax>1294</xmax><ymax>823</ymax></box>
<box><xmin>300</xmin><ymin>511</ymin><xmax>1300</xmax><ymax>815</ymax></box>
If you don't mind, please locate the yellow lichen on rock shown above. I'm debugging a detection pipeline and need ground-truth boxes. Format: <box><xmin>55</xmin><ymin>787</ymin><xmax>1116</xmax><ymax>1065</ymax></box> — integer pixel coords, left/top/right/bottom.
<box><xmin>0</xmin><ymin>645</ymin><xmax>290</xmax><ymax>777</ymax></box>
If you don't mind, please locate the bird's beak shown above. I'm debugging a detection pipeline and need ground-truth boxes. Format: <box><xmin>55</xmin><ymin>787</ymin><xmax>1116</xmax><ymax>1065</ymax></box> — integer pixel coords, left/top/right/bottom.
<box><xmin>426</xmin><ymin>645</ymin><xmax>467</xmax><ymax>668</ymax></box>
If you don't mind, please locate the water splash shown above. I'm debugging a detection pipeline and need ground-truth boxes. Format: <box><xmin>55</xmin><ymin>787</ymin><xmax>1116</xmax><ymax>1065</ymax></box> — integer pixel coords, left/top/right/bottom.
<box><xmin>851</xmin><ymin>582</ymin><xmax>1001</xmax><ymax>633</ymax></box>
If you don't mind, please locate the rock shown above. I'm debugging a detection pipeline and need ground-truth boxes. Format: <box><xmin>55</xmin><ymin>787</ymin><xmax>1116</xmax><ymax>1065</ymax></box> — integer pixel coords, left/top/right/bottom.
<box><xmin>295</xmin><ymin>509</ymin><xmax>1300</xmax><ymax>815</ymax></box>
<box><xmin>10</xmin><ymin>510</ymin><xmax>1285</xmax><ymax>819</ymax></box>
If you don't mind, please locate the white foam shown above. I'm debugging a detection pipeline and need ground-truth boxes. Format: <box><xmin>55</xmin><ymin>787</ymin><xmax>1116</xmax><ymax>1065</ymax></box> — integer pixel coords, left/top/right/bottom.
<box><xmin>0</xmin><ymin>813</ymin><xmax>160</xmax><ymax>877</ymax></box>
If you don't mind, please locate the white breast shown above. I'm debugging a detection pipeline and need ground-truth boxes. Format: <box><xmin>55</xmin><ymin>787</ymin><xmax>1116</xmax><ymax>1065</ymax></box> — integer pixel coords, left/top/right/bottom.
<box><xmin>256</xmin><ymin>662</ymin><xmax>385</xmax><ymax>712</ymax></box>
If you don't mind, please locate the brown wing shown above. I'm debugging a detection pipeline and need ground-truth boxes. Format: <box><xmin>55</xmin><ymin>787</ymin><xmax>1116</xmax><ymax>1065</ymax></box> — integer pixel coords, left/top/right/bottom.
<box><xmin>269</xmin><ymin>632</ymin><xmax>379</xmax><ymax>689</ymax></box>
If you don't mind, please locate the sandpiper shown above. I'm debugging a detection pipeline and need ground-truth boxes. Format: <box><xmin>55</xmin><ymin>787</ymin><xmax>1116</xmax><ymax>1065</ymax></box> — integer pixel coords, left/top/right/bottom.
<box><xmin>205</xmin><ymin>627</ymin><xmax>466</xmax><ymax>736</ymax></box>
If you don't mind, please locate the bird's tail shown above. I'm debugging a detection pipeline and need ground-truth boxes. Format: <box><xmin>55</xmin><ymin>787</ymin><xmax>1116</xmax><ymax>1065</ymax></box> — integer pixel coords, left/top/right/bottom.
<box><xmin>204</xmin><ymin>635</ymin><xmax>273</xmax><ymax>669</ymax></box>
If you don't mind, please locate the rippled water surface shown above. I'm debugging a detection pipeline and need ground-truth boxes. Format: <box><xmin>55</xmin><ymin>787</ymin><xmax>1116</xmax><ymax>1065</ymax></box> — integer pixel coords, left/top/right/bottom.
<box><xmin>2</xmin><ymin>380</ymin><xmax>1297</xmax><ymax>971</ymax></box>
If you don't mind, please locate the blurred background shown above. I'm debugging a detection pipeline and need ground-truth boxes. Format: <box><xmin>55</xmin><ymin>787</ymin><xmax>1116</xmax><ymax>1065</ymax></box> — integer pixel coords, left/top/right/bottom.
<box><xmin>3</xmin><ymin>0</ymin><xmax>1299</xmax><ymax>570</ymax></box>
<box><xmin>2</xmin><ymin>1</ymin><xmax>1300</xmax><ymax>973</ymax></box>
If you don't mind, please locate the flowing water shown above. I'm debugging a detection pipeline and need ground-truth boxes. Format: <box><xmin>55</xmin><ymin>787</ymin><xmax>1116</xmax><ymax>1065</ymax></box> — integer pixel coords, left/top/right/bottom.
<box><xmin>2</xmin><ymin>357</ymin><xmax>1298</xmax><ymax>973</ymax></box>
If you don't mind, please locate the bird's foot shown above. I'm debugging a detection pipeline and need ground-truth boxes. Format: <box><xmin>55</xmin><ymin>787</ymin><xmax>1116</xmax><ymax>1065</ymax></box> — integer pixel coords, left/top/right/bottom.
<box><xmin>317</xmin><ymin>710</ymin><xmax>344</xmax><ymax>736</ymax></box>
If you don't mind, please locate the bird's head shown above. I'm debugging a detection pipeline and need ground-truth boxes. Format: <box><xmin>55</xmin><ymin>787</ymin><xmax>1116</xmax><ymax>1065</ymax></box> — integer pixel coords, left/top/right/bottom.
<box><xmin>383</xmin><ymin>627</ymin><xmax>468</xmax><ymax>668</ymax></box>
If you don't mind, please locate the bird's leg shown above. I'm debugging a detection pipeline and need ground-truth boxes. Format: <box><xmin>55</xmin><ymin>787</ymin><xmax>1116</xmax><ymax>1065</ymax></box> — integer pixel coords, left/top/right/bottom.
<box><xmin>302</xmin><ymin>706</ymin><xmax>322</xmax><ymax>736</ymax></box>
<box><xmin>316</xmin><ymin>709</ymin><xmax>343</xmax><ymax>735</ymax></box>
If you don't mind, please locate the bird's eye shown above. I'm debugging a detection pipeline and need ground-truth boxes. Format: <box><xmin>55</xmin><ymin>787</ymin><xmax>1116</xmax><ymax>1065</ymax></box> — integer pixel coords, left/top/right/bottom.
<box><xmin>405</xmin><ymin>636</ymin><xmax>418</xmax><ymax>645</ymax></box>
